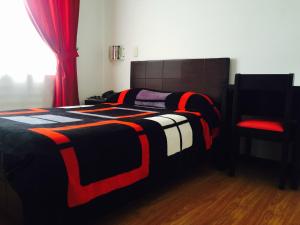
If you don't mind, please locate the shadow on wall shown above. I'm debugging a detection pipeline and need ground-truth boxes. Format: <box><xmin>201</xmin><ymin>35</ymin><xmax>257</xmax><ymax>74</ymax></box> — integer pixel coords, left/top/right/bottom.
<box><xmin>0</xmin><ymin>74</ymin><xmax>54</xmax><ymax>110</ymax></box>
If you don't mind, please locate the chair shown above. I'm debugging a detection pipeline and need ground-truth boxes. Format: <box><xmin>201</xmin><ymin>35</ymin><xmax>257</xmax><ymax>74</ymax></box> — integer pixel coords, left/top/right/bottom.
<box><xmin>229</xmin><ymin>73</ymin><xmax>294</xmax><ymax>189</ymax></box>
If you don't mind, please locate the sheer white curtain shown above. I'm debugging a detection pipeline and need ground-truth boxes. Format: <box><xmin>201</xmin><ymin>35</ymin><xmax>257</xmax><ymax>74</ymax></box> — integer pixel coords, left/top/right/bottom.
<box><xmin>0</xmin><ymin>0</ymin><xmax>57</xmax><ymax>110</ymax></box>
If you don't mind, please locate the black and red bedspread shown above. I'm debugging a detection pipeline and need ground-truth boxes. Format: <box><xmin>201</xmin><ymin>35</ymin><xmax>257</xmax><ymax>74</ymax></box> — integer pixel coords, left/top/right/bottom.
<box><xmin>0</xmin><ymin>89</ymin><xmax>220</xmax><ymax>213</ymax></box>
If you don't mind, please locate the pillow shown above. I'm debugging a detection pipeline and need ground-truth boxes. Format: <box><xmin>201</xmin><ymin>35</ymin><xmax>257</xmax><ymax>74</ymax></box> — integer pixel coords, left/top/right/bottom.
<box><xmin>106</xmin><ymin>89</ymin><xmax>142</xmax><ymax>105</ymax></box>
<box><xmin>106</xmin><ymin>92</ymin><xmax>119</xmax><ymax>102</ymax></box>
<box><xmin>134</xmin><ymin>89</ymin><xmax>171</xmax><ymax>109</ymax></box>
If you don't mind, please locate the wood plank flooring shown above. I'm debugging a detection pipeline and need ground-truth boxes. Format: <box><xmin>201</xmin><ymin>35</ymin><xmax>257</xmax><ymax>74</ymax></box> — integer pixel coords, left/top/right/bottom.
<box><xmin>1</xmin><ymin>160</ymin><xmax>299</xmax><ymax>225</ymax></box>
<box><xmin>90</xmin><ymin>161</ymin><xmax>300</xmax><ymax>225</ymax></box>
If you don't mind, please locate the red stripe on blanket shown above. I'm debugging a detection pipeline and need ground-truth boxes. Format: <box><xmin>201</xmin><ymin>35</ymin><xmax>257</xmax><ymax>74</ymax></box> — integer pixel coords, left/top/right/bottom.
<box><xmin>116</xmin><ymin>112</ymin><xmax>156</xmax><ymax>119</ymax></box>
<box><xmin>101</xmin><ymin>103</ymin><xmax>121</xmax><ymax>106</ymax></box>
<box><xmin>200</xmin><ymin>118</ymin><xmax>212</xmax><ymax>150</ymax></box>
<box><xmin>29</xmin><ymin>128</ymin><xmax>70</xmax><ymax>144</ymax></box>
<box><xmin>117</xmin><ymin>89</ymin><xmax>129</xmax><ymax>104</ymax></box>
<box><xmin>178</xmin><ymin>92</ymin><xmax>220</xmax><ymax>120</ymax></box>
<box><xmin>178</xmin><ymin>92</ymin><xmax>195</xmax><ymax>110</ymax></box>
<box><xmin>198</xmin><ymin>93</ymin><xmax>214</xmax><ymax>105</ymax></box>
<box><xmin>175</xmin><ymin>110</ymin><xmax>201</xmax><ymax>117</ymax></box>
<box><xmin>176</xmin><ymin>110</ymin><xmax>212</xmax><ymax>150</ymax></box>
<box><xmin>30</xmin><ymin>120</ymin><xmax>150</xmax><ymax>208</ymax></box>
<box><xmin>0</xmin><ymin>108</ymin><xmax>49</xmax><ymax>116</ymax></box>
<box><xmin>76</xmin><ymin>107</ymin><xmax>115</xmax><ymax>113</ymax></box>
<box><xmin>100</xmin><ymin>90</ymin><xmax>129</xmax><ymax>106</ymax></box>
<box><xmin>49</xmin><ymin>120</ymin><xmax>144</xmax><ymax>132</ymax></box>
<box><xmin>75</xmin><ymin>107</ymin><xmax>156</xmax><ymax>119</ymax></box>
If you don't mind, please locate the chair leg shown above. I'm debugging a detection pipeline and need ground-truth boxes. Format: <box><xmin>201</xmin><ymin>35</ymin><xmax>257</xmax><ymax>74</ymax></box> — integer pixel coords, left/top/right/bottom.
<box><xmin>279</xmin><ymin>141</ymin><xmax>289</xmax><ymax>190</ymax></box>
<box><xmin>290</xmin><ymin>142</ymin><xmax>299</xmax><ymax>190</ymax></box>
<box><xmin>229</xmin><ymin>135</ymin><xmax>240</xmax><ymax>177</ymax></box>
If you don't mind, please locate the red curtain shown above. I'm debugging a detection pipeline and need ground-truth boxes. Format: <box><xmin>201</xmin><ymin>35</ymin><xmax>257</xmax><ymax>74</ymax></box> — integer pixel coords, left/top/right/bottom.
<box><xmin>24</xmin><ymin>0</ymin><xmax>80</xmax><ymax>107</ymax></box>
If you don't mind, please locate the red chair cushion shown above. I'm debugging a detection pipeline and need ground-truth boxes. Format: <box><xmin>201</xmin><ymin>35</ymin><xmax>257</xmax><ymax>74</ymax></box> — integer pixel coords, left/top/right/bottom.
<box><xmin>237</xmin><ymin>119</ymin><xmax>284</xmax><ymax>132</ymax></box>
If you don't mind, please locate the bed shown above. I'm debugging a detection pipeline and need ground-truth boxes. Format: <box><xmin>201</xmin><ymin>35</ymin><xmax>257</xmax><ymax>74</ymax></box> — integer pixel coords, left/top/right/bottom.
<box><xmin>0</xmin><ymin>58</ymin><xmax>230</xmax><ymax>225</ymax></box>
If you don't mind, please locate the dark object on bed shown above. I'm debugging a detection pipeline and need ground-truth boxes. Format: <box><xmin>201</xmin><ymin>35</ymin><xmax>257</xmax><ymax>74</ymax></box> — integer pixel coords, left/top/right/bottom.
<box><xmin>230</xmin><ymin>73</ymin><xmax>294</xmax><ymax>189</ymax></box>
<box><xmin>0</xmin><ymin>58</ymin><xmax>230</xmax><ymax>225</ymax></box>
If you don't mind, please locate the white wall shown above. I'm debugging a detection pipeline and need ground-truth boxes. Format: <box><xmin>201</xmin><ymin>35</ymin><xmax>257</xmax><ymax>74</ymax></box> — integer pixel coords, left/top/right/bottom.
<box><xmin>103</xmin><ymin>0</ymin><xmax>300</xmax><ymax>92</ymax></box>
<box><xmin>77</xmin><ymin>0</ymin><xmax>105</xmax><ymax>103</ymax></box>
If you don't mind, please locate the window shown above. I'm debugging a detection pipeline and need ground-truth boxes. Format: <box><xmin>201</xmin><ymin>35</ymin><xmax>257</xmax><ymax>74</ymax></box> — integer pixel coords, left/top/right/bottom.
<box><xmin>0</xmin><ymin>0</ymin><xmax>56</xmax><ymax>82</ymax></box>
<box><xmin>0</xmin><ymin>0</ymin><xmax>56</xmax><ymax>110</ymax></box>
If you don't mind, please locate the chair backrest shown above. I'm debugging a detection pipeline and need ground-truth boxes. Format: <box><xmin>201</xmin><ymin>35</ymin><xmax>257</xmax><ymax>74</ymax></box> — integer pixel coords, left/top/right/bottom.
<box><xmin>232</xmin><ymin>74</ymin><xmax>294</xmax><ymax>126</ymax></box>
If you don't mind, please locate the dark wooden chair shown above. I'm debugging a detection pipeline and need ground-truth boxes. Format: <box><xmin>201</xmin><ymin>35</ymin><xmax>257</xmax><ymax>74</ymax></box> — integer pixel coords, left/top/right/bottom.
<box><xmin>229</xmin><ymin>73</ymin><xmax>294</xmax><ymax>189</ymax></box>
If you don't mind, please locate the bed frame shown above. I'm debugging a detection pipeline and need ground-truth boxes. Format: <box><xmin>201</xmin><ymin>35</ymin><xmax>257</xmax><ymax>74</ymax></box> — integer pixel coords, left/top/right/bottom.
<box><xmin>0</xmin><ymin>58</ymin><xmax>230</xmax><ymax>225</ymax></box>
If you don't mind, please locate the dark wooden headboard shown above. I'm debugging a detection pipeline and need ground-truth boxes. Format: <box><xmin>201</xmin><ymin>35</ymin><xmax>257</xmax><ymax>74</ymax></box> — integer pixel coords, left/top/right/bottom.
<box><xmin>130</xmin><ymin>58</ymin><xmax>230</xmax><ymax>105</ymax></box>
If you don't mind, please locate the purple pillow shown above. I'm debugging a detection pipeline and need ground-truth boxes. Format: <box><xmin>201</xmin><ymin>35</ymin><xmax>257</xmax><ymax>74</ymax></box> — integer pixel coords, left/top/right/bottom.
<box><xmin>135</xmin><ymin>89</ymin><xmax>171</xmax><ymax>109</ymax></box>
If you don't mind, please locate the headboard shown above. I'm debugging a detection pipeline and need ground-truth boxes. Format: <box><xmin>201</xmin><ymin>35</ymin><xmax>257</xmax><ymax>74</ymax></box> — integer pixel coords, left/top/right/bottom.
<box><xmin>130</xmin><ymin>58</ymin><xmax>230</xmax><ymax>105</ymax></box>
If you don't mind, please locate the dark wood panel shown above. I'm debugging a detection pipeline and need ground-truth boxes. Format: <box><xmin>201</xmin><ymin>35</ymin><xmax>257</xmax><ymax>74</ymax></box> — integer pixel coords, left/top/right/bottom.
<box><xmin>163</xmin><ymin>60</ymin><xmax>182</xmax><ymax>78</ymax></box>
<box><xmin>131</xmin><ymin>78</ymin><xmax>145</xmax><ymax>89</ymax></box>
<box><xmin>226</xmin><ymin>85</ymin><xmax>300</xmax><ymax>120</ymax></box>
<box><xmin>145</xmin><ymin>61</ymin><xmax>163</xmax><ymax>78</ymax></box>
<box><xmin>131</xmin><ymin>61</ymin><xmax>146</xmax><ymax>78</ymax></box>
<box><xmin>145</xmin><ymin>79</ymin><xmax>162</xmax><ymax>90</ymax></box>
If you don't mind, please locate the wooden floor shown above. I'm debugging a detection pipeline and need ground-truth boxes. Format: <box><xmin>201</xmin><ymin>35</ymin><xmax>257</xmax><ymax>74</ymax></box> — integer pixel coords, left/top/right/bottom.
<box><xmin>1</xmin><ymin>160</ymin><xmax>299</xmax><ymax>225</ymax></box>
<box><xmin>89</xmin><ymin>161</ymin><xmax>300</xmax><ymax>225</ymax></box>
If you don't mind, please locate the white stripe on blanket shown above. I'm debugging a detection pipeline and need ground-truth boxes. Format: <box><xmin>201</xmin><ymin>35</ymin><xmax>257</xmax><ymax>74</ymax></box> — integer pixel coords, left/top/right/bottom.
<box><xmin>145</xmin><ymin>114</ymin><xmax>193</xmax><ymax>156</ymax></box>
